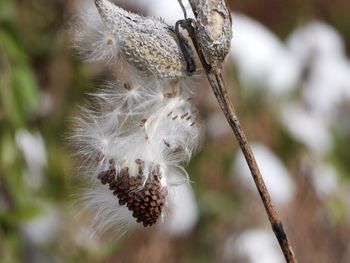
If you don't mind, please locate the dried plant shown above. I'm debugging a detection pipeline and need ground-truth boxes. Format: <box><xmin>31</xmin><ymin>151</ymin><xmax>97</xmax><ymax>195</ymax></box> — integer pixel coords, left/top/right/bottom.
<box><xmin>69</xmin><ymin>0</ymin><xmax>298</xmax><ymax>262</ymax></box>
<box><xmin>70</xmin><ymin>0</ymin><xmax>202</xmax><ymax>234</ymax></box>
<box><xmin>184</xmin><ymin>0</ymin><xmax>298</xmax><ymax>262</ymax></box>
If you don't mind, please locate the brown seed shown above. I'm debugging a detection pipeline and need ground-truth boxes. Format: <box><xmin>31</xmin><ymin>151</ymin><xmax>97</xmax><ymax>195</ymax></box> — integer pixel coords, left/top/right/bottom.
<box><xmin>163</xmin><ymin>140</ymin><xmax>171</xmax><ymax>148</ymax></box>
<box><xmin>139</xmin><ymin>119</ymin><xmax>147</xmax><ymax>127</ymax></box>
<box><xmin>181</xmin><ymin>112</ymin><xmax>189</xmax><ymax>119</ymax></box>
<box><xmin>124</xmin><ymin>83</ymin><xmax>132</xmax><ymax>90</ymax></box>
<box><xmin>97</xmin><ymin>161</ymin><xmax>167</xmax><ymax>227</ymax></box>
<box><xmin>106</xmin><ymin>38</ymin><xmax>113</xmax><ymax>45</ymax></box>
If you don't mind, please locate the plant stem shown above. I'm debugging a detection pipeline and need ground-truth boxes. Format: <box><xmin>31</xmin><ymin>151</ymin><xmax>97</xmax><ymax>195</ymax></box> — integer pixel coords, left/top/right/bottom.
<box><xmin>181</xmin><ymin>1</ymin><xmax>298</xmax><ymax>261</ymax></box>
<box><xmin>206</xmin><ymin>71</ymin><xmax>297</xmax><ymax>263</ymax></box>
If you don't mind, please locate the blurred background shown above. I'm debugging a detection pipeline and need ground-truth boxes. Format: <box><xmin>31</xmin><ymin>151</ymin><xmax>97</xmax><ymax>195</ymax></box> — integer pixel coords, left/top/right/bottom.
<box><xmin>1</xmin><ymin>0</ymin><xmax>350</xmax><ymax>262</ymax></box>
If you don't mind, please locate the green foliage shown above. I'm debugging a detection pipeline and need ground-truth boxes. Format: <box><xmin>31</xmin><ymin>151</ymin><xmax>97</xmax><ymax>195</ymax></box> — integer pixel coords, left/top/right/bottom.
<box><xmin>331</xmin><ymin>128</ymin><xmax>350</xmax><ymax>179</ymax></box>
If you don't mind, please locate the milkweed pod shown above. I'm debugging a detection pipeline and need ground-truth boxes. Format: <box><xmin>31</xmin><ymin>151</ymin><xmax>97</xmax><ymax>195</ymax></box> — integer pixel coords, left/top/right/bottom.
<box><xmin>94</xmin><ymin>0</ymin><xmax>191</xmax><ymax>80</ymax></box>
<box><xmin>189</xmin><ymin>0</ymin><xmax>232</xmax><ymax>72</ymax></box>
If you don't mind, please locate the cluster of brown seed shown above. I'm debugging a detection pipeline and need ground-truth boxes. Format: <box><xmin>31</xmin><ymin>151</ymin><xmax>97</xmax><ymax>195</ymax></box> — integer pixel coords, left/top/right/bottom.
<box><xmin>97</xmin><ymin>160</ymin><xmax>168</xmax><ymax>227</ymax></box>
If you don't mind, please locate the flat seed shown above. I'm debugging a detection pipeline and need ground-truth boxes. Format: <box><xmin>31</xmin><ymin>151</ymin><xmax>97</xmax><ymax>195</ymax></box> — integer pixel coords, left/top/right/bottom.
<box><xmin>97</xmin><ymin>162</ymin><xmax>167</xmax><ymax>227</ymax></box>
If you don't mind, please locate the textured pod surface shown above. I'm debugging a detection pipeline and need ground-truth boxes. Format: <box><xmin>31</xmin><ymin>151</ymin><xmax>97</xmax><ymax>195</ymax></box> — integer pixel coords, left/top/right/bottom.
<box><xmin>98</xmin><ymin>160</ymin><xmax>168</xmax><ymax>227</ymax></box>
<box><xmin>95</xmin><ymin>0</ymin><xmax>188</xmax><ymax>80</ymax></box>
<box><xmin>189</xmin><ymin>0</ymin><xmax>232</xmax><ymax>71</ymax></box>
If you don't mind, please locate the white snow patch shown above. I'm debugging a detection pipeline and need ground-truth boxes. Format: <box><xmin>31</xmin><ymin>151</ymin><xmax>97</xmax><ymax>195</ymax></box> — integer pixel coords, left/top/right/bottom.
<box><xmin>281</xmin><ymin>103</ymin><xmax>331</xmax><ymax>155</ymax></box>
<box><xmin>287</xmin><ymin>21</ymin><xmax>345</xmax><ymax>64</ymax></box>
<box><xmin>311</xmin><ymin>163</ymin><xmax>339</xmax><ymax>198</ymax></box>
<box><xmin>303</xmin><ymin>57</ymin><xmax>350</xmax><ymax>118</ymax></box>
<box><xmin>15</xmin><ymin>129</ymin><xmax>47</xmax><ymax>190</ymax></box>
<box><xmin>206</xmin><ymin>112</ymin><xmax>232</xmax><ymax>139</ymax></box>
<box><xmin>287</xmin><ymin>21</ymin><xmax>350</xmax><ymax>119</ymax></box>
<box><xmin>162</xmin><ymin>182</ymin><xmax>198</xmax><ymax>237</ymax></box>
<box><xmin>230</xmin><ymin>14</ymin><xmax>301</xmax><ymax>95</ymax></box>
<box><xmin>23</xmin><ymin>204</ymin><xmax>61</xmax><ymax>245</ymax></box>
<box><xmin>232</xmin><ymin>142</ymin><xmax>295</xmax><ymax>206</ymax></box>
<box><xmin>224</xmin><ymin>228</ymin><xmax>284</xmax><ymax>263</ymax></box>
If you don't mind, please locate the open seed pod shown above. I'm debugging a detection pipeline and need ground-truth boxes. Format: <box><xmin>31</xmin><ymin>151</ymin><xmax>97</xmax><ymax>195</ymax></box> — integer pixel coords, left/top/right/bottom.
<box><xmin>98</xmin><ymin>160</ymin><xmax>168</xmax><ymax>227</ymax></box>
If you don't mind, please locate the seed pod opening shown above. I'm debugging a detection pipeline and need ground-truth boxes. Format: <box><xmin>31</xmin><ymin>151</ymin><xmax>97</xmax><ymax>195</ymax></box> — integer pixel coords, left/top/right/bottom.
<box><xmin>98</xmin><ymin>160</ymin><xmax>168</xmax><ymax>227</ymax></box>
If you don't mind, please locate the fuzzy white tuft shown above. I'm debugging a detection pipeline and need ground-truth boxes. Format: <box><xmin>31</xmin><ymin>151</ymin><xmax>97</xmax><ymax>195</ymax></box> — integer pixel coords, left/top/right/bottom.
<box><xmin>81</xmin><ymin>183</ymin><xmax>132</xmax><ymax>235</ymax></box>
<box><xmin>71</xmin><ymin>77</ymin><xmax>202</xmax><ymax>232</ymax></box>
<box><xmin>70</xmin><ymin>0</ymin><xmax>203</xmax><ymax>235</ymax></box>
<box><xmin>70</xmin><ymin>7</ymin><xmax>120</xmax><ymax>63</ymax></box>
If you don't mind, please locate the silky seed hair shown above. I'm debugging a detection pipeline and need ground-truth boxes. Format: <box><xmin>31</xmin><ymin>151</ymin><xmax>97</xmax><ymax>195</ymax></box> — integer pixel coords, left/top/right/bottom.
<box><xmin>70</xmin><ymin>0</ymin><xmax>203</xmax><ymax>234</ymax></box>
<box><xmin>72</xmin><ymin>0</ymin><xmax>194</xmax><ymax>80</ymax></box>
<box><xmin>69</xmin><ymin>3</ymin><xmax>119</xmax><ymax>63</ymax></box>
<box><xmin>71</xmin><ymin>76</ymin><xmax>202</xmax><ymax>232</ymax></box>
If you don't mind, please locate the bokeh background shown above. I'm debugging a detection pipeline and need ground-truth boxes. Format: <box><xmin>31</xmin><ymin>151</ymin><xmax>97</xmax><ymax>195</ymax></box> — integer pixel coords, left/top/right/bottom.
<box><xmin>1</xmin><ymin>0</ymin><xmax>350</xmax><ymax>262</ymax></box>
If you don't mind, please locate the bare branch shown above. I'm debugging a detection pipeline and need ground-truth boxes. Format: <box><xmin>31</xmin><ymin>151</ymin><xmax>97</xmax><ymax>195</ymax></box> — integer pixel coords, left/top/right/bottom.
<box><xmin>185</xmin><ymin>0</ymin><xmax>298</xmax><ymax>262</ymax></box>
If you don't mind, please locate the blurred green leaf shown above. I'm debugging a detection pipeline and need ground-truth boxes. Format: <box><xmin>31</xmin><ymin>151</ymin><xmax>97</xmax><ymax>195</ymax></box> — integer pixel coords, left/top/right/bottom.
<box><xmin>0</xmin><ymin>130</ymin><xmax>16</xmax><ymax>166</ymax></box>
<box><xmin>0</xmin><ymin>203</ymin><xmax>42</xmax><ymax>225</ymax></box>
<box><xmin>331</xmin><ymin>128</ymin><xmax>350</xmax><ymax>179</ymax></box>
<box><xmin>0</xmin><ymin>0</ymin><xmax>15</xmax><ymax>22</ymax></box>
<box><xmin>12</xmin><ymin>65</ymin><xmax>40</xmax><ymax>115</ymax></box>
<box><xmin>0</xmin><ymin>83</ymin><xmax>25</xmax><ymax>127</ymax></box>
<box><xmin>0</xmin><ymin>27</ymin><xmax>40</xmax><ymax>126</ymax></box>
<box><xmin>0</xmin><ymin>28</ymin><xmax>26</xmax><ymax>62</ymax></box>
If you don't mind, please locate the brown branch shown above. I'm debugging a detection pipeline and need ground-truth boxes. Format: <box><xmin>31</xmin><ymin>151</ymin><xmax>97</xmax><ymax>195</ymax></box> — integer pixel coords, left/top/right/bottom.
<box><xmin>206</xmin><ymin>71</ymin><xmax>297</xmax><ymax>263</ymax></box>
<box><xmin>182</xmin><ymin>1</ymin><xmax>298</xmax><ymax>262</ymax></box>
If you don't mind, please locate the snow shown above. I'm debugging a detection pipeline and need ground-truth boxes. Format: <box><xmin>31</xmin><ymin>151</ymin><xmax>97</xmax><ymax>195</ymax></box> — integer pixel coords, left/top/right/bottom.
<box><xmin>224</xmin><ymin>228</ymin><xmax>284</xmax><ymax>263</ymax></box>
<box><xmin>15</xmin><ymin>129</ymin><xmax>47</xmax><ymax>190</ymax></box>
<box><xmin>280</xmin><ymin>103</ymin><xmax>331</xmax><ymax>155</ymax></box>
<box><xmin>311</xmin><ymin>163</ymin><xmax>339</xmax><ymax>198</ymax></box>
<box><xmin>206</xmin><ymin>112</ymin><xmax>232</xmax><ymax>139</ymax></box>
<box><xmin>287</xmin><ymin>21</ymin><xmax>350</xmax><ymax>119</ymax></box>
<box><xmin>287</xmin><ymin>21</ymin><xmax>345</xmax><ymax>65</ymax></box>
<box><xmin>162</xmin><ymin>182</ymin><xmax>199</xmax><ymax>237</ymax></box>
<box><xmin>229</xmin><ymin>14</ymin><xmax>301</xmax><ymax>95</ymax></box>
<box><xmin>23</xmin><ymin>204</ymin><xmax>61</xmax><ymax>245</ymax></box>
<box><xmin>303</xmin><ymin>57</ymin><xmax>350</xmax><ymax>118</ymax></box>
<box><xmin>232</xmin><ymin>142</ymin><xmax>295</xmax><ymax>206</ymax></box>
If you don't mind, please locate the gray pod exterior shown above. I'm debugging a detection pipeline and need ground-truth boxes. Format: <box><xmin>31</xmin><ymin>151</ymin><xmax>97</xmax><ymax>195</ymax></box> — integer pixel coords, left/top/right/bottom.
<box><xmin>95</xmin><ymin>0</ymin><xmax>188</xmax><ymax>80</ymax></box>
<box><xmin>189</xmin><ymin>0</ymin><xmax>232</xmax><ymax>72</ymax></box>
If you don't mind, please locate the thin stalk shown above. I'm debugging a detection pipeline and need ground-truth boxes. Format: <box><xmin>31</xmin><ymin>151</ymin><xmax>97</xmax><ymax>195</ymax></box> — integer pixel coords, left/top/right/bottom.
<box><xmin>180</xmin><ymin>3</ymin><xmax>298</xmax><ymax>261</ymax></box>
<box><xmin>206</xmin><ymin>71</ymin><xmax>297</xmax><ymax>263</ymax></box>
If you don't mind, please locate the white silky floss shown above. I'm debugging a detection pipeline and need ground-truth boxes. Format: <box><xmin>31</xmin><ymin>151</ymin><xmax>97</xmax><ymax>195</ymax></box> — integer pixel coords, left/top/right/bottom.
<box><xmin>70</xmin><ymin>0</ymin><xmax>202</xmax><ymax>233</ymax></box>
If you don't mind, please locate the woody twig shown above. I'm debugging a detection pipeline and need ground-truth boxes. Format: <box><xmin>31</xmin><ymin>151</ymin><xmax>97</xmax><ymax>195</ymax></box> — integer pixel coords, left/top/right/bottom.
<box><xmin>178</xmin><ymin>0</ymin><xmax>298</xmax><ymax>262</ymax></box>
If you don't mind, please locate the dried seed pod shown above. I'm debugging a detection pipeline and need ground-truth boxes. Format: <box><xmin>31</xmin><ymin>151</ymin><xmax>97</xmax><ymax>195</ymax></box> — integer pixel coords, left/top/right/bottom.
<box><xmin>98</xmin><ymin>161</ymin><xmax>168</xmax><ymax>227</ymax></box>
<box><xmin>189</xmin><ymin>0</ymin><xmax>232</xmax><ymax>72</ymax></box>
<box><xmin>94</xmin><ymin>0</ymin><xmax>191</xmax><ymax>80</ymax></box>
<box><xmin>70</xmin><ymin>0</ymin><xmax>204</xmax><ymax>236</ymax></box>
